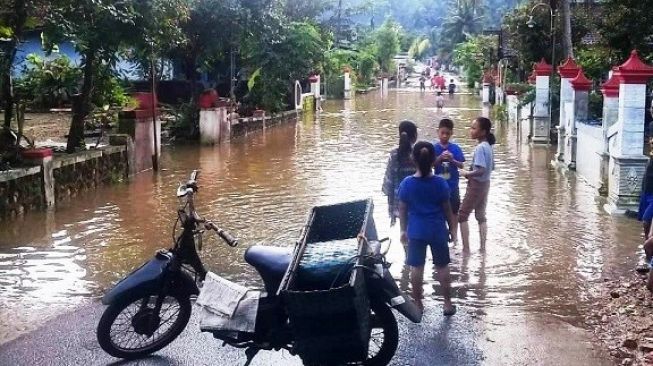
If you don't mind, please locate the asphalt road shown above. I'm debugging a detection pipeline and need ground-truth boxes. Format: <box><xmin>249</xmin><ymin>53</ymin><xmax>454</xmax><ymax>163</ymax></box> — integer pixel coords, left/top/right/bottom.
<box><xmin>0</xmin><ymin>299</ymin><xmax>611</xmax><ymax>366</ymax></box>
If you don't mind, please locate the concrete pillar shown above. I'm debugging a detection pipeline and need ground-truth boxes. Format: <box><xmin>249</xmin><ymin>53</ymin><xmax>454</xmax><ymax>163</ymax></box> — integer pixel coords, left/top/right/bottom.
<box><xmin>109</xmin><ymin>134</ymin><xmax>136</xmax><ymax>177</ymax></box>
<box><xmin>600</xmin><ymin>72</ymin><xmax>620</xmax><ymax>192</ymax></box>
<box><xmin>481</xmin><ymin>84</ymin><xmax>490</xmax><ymax>104</ymax></box>
<box><xmin>21</xmin><ymin>148</ymin><xmax>54</xmax><ymax>207</ymax></box>
<box><xmin>344</xmin><ymin>71</ymin><xmax>352</xmax><ymax>100</ymax></box>
<box><xmin>199</xmin><ymin>106</ymin><xmax>229</xmax><ymax>145</ymax></box>
<box><xmin>557</xmin><ymin>57</ymin><xmax>580</xmax><ymax>161</ymax></box>
<box><xmin>532</xmin><ymin>59</ymin><xmax>553</xmax><ymax>144</ymax></box>
<box><xmin>294</xmin><ymin>80</ymin><xmax>302</xmax><ymax>110</ymax></box>
<box><xmin>118</xmin><ymin>93</ymin><xmax>161</xmax><ymax>174</ymax></box>
<box><xmin>564</xmin><ymin>69</ymin><xmax>592</xmax><ymax>170</ymax></box>
<box><xmin>381</xmin><ymin>77</ymin><xmax>389</xmax><ymax>95</ymax></box>
<box><xmin>606</xmin><ymin>50</ymin><xmax>653</xmax><ymax>214</ymax></box>
<box><xmin>310</xmin><ymin>74</ymin><xmax>321</xmax><ymax>110</ymax></box>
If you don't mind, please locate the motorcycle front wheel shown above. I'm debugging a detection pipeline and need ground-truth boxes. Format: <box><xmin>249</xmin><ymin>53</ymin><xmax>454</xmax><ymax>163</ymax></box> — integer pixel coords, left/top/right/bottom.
<box><xmin>97</xmin><ymin>290</ymin><xmax>191</xmax><ymax>359</ymax></box>
<box><xmin>364</xmin><ymin>301</ymin><xmax>399</xmax><ymax>366</ymax></box>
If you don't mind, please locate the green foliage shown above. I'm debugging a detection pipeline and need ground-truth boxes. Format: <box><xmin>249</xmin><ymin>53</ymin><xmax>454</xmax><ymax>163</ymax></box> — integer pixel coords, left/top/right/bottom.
<box><xmin>588</xmin><ymin>91</ymin><xmax>603</xmax><ymax>122</ymax></box>
<box><xmin>15</xmin><ymin>54</ymin><xmax>80</xmax><ymax>109</ymax></box>
<box><xmin>575</xmin><ymin>46</ymin><xmax>613</xmax><ymax>82</ymax></box>
<box><xmin>440</xmin><ymin>0</ymin><xmax>485</xmax><ymax>53</ymax></box>
<box><xmin>453</xmin><ymin>34</ymin><xmax>498</xmax><ymax>87</ymax></box>
<box><xmin>599</xmin><ymin>0</ymin><xmax>653</xmax><ymax>62</ymax></box>
<box><xmin>245</xmin><ymin>22</ymin><xmax>327</xmax><ymax>112</ymax></box>
<box><xmin>374</xmin><ymin>20</ymin><xmax>400</xmax><ymax>73</ymax></box>
<box><xmin>408</xmin><ymin>37</ymin><xmax>431</xmax><ymax>61</ymax></box>
<box><xmin>356</xmin><ymin>51</ymin><xmax>378</xmax><ymax>86</ymax></box>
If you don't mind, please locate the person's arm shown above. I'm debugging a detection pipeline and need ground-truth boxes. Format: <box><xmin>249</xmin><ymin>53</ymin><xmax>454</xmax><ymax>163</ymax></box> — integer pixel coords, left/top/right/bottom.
<box><xmin>461</xmin><ymin>146</ymin><xmax>486</xmax><ymax>178</ymax></box>
<box><xmin>450</xmin><ymin>146</ymin><xmax>465</xmax><ymax>169</ymax></box>
<box><xmin>399</xmin><ymin>200</ymin><xmax>408</xmax><ymax>245</ymax></box>
<box><xmin>442</xmin><ymin>200</ymin><xmax>455</xmax><ymax>242</ymax></box>
<box><xmin>382</xmin><ymin>154</ymin><xmax>396</xmax><ymax>218</ymax></box>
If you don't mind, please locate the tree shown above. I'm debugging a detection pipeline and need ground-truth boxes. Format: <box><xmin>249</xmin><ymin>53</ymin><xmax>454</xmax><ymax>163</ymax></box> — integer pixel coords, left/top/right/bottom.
<box><xmin>0</xmin><ymin>0</ymin><xmax>46</xmax><ymax>129</ymax></box>
<box><xmin>245</xmin><ymin>22</ymin><xmax>326</xmax><ymax>112</ymax></box>
<box><xmin>453</xmin><ymin>34</ymin><xmax>498</xmax><ymax>87</ymax></box>
<box><xmin>374</xmin><ymin>20</ymin><xmax>400</xmax><ymax>73</ymax></box>
<box><xmin>409</xmin><ymin>36</ymin><xmax>431</xmax><ymax>61</ymax></box>
<box><xmin>440</xmin><ymin>0</ymin><xmax>485</xmax><ymax>52</ymax></box>
<box><xmin>559</xmin><ymin>0</ymin><xmax>573</xmax><ymax>58</ymax></box>
<box><xmin>599</xmin><ymin>0</ymin><xmax>653</xmax><ymax>62</ymax></box>
<box><xmin>45</xmin><ymin>0</ymin><xmax>141</xmax><ymax>152</ymax></box>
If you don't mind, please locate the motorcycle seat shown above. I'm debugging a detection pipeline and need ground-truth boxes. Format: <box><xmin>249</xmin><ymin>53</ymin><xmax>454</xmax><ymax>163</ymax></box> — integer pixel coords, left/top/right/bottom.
<box><xmin>244</xmin><ymin>245</ymin><xmax>292</xmax><ymax>295</ymax></box>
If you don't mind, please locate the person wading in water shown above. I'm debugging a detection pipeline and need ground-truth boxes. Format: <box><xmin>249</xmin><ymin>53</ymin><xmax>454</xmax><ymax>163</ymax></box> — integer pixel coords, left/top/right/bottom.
<box><xmin>398</xmin><ymin>141</ymin><xmax>456</xmax><ymax>315</ymax></box>
<box><xmin>383</xmin><ymin>121</ymin><xmax>418</xmax><ymax>248</ymax></box>
<box><xmin>459</xmin><ymin>117</ymin><xmax>495</xmax><ymax>251</ymax></box>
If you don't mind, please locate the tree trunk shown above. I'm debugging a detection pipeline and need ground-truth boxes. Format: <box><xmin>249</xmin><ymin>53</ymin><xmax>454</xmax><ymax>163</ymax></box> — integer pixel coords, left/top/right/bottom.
<box><xmin>2</xmin><ymin>0</ymin><xmax>28</xmax><ymax>129</ymax></box>
<box><xmin>560</xmin><ymin>0</ymin><xmax>574</xmax><ymax>58</ymax></box>
<box><xmin>66</xmin><ymin>50</ymin><xmax>96</xmax><ymax>153</ymax></box>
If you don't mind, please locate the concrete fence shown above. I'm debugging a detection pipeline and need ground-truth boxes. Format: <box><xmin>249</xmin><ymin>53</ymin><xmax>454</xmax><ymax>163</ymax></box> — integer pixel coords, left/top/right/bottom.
<box><xmin>0</xmin><ymin>141</ymin><xmax>130</xmax><ymax>222</ymax></box>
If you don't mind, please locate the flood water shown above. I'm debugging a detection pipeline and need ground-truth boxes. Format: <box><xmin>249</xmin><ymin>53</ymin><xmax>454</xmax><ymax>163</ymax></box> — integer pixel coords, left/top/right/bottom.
<box><xmin>0</xmin><ymin>88</ymin><xmax>644</xmax><ymax>343</ymax></box>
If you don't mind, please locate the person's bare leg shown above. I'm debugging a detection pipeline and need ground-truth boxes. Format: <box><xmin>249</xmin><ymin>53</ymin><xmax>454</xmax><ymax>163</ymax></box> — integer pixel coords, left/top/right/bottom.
<box><xmin>460</xmin><ymin>221</ymin><xmax>470</xmax><ymax>251</ymax></box>
<box><xmin>410</xmin><ymin>266</ymin><xmax>425</xmax><ymax>311</ymax></box>
<box><xmin>436</xmin><ymin>265</ymin><xmax>455</xmax><ymax>313</ymax></box>
<box><xmin>451</xmin><ymin>214</ymin><xmax>459</xmax><ymax>244</ymax></box>
<box><xmin>479</xmin><ymin>221</ymin><xmax>487</xmax><ymax>251</ymax></box>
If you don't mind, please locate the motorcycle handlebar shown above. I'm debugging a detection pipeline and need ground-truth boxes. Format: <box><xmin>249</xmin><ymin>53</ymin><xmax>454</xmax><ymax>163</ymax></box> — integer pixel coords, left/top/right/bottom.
<box><xmin>207</xmin><ymin>222</ymin><xmax>238</xmax><ymax>247</ymax></box>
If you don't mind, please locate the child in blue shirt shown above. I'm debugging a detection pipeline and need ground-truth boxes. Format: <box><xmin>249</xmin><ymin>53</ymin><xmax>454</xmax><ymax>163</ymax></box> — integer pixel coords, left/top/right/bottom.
<box><xmin>398</xmin><ymin>141</ymin><xmax>456</xmax><ymax>315</ymax></box>
<box><xmin>433</xmin><ymin>118</ymin><xmax>465</xmax><ymax>244</ymax></box>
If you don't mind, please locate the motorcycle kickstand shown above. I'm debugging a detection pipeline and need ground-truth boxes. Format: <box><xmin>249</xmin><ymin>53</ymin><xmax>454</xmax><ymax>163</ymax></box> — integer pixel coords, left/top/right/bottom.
<box><xmin>243</xmin><ymin>347</ymin><xmax>260</xmax><ymax>366</ymax></box>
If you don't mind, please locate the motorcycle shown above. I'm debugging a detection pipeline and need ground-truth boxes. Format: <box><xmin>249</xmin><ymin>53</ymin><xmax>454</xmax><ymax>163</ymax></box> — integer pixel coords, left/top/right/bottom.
<box><xmin>96</xmin><ymin>170</ymin><xmax>422</xmax><ymax>365</ymax></box>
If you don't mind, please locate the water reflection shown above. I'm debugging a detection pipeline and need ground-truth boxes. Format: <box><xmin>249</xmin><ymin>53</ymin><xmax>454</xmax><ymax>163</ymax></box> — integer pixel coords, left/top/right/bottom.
<box><xmin>0</xmin><ymin>90</ymin><xmax>645</xmax><ymax>342</ymax></box>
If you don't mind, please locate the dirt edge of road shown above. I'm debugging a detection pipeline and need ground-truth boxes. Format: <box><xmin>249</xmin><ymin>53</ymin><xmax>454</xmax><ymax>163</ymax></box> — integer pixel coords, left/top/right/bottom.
<box><xmin>588</xmin><ymin>271</ymin><xmax>653</xmax><ymax>365</ymax></box>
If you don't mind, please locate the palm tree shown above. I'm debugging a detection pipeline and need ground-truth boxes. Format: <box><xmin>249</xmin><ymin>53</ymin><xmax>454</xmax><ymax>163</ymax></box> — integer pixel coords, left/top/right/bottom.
<box><xmin>440</xmin><ymin>0</ymin><xmax>485</xmax><ymax>50</ymax></box>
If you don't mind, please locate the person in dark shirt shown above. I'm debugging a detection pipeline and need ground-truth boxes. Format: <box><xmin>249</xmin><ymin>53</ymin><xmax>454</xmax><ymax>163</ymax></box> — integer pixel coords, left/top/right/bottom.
<box><xmin>382</xmin><ymin>120</ymin><xmax>418</xmax><ymax>227</ymax></box>
<box><xmin>448</xmin><ymin>79</ymin><xmax>456</xmax><ymax>98</ymax></box>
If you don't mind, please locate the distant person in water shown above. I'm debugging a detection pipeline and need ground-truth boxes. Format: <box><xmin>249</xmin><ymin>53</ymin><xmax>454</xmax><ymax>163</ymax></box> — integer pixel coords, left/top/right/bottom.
<box><xmin>383</xmin><ymin>120</ymin><xmax>418</xmax><ymax>229</ymax></box>
<box><xmin>419</xmin><ymin>74</ymin><xmax>426</xmax><ymax>92</ymax></box>
<box><xmin>436</xmin><ymin>91</ymin><xmax>445</xmax><ymax>109</ymax></box>
<box><xmin>459</xmin><ymin>117</ymin><xmax>495</xmax><ymax>251</ymax></box>
<box><xmin>398</xmin><ymin>141</ymin><xmax>456</xmax><ymax>315</ymax></box>
<box><xmin>448</xmin><ymin>79</ymin><xmax>456</xmax><ymax>98</ymax></box>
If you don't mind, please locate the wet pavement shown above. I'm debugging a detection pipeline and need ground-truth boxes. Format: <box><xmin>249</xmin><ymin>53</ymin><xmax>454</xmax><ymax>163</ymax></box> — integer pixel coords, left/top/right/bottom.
<box><xmin>0</xmin><ymin>78</ymin><xmax>642</xmax><ymax>364</ymax></box>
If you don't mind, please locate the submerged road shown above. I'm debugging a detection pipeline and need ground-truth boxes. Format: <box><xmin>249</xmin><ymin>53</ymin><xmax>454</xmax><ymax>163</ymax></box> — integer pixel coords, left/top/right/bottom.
<box><xmin>0</xmin><ymin>72</ymin><xmax>640</xmax><ymax>365</ymax></box>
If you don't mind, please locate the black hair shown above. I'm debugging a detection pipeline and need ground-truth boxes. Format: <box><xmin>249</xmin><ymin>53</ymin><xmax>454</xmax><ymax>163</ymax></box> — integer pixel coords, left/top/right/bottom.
<box><xmin>476</xmin><ymin>117</ymin><xmax>496</xmax><ymax>145</ymax></box>
<box><xmin>437</xmin><ymin>91</ymin><xmax>442</xmax><ymax>96</ymax></box>
<box><xmin>439</xmin><ymin>118</ymin><xmax>454</xmax><ymax>130</ymax></box>
<box><xmin>412</xmin><ymin>141</ymin><xmax>435</xmax><ymax>177</ymax></box>
<box><xmin>398</xmin><ymin>120</ymin><xmax>418</xmax><ymax>162</ymax></box>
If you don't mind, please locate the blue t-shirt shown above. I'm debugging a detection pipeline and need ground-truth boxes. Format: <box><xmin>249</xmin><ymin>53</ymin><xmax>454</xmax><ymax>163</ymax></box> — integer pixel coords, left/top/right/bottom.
<box><xmin>398</xmin><ymin>175</ymin><xmax>450</xmax><ymax>241</ymax></box>
<box><xmin>433</xmin><ymin>142</ymin><xmax>465</xmax><ymax>189</ymax></box>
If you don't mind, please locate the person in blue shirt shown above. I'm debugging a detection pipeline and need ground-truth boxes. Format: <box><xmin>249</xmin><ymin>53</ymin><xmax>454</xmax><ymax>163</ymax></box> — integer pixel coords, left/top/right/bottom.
<box><xmin>398</xmin><ymin>141</ymin><xmax>456</xmax><ymax>315</ymax></box>
<box><xmin>433</xmin><ymin>118</ymin><xmax>465</xmax><ymax>244</ymax></box>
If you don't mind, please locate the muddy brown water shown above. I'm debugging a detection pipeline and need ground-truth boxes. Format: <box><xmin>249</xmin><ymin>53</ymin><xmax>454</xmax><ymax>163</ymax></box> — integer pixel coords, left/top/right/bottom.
<box><xmin>0</xmin><ymin>89</ymin><xmax>643</xmax><ymax>344</ymax></box>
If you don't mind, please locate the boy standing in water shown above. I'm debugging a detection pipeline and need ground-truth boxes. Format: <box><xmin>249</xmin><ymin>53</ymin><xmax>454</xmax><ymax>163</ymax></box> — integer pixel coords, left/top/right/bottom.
<box><xmin>434</xmin><ymin>119</ymin><xmax>465</xmax><ymax>243</ymax></box>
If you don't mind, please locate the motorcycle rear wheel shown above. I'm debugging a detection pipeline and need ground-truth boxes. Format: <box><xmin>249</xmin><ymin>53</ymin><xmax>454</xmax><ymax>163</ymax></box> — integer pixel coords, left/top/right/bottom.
<box><xmin>97</xmin><ymin>290</ymin><xmax>191</xmax><ymax>359</ymax></box>
<box><xmin>364</xmin><ymin>301</ymin><xmax>399</xmax><ymax>366</ymax></box>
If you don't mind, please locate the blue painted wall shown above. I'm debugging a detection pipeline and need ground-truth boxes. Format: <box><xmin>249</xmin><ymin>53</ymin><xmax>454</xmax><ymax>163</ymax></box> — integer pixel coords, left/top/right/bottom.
<box><xmin>13</xmin><ymin>33</ymin><xmax>140</xmax><ymax>80</ymax></box>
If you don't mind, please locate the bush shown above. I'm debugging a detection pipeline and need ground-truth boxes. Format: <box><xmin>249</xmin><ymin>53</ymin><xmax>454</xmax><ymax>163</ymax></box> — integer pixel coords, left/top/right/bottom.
<box><xmin>15</xmin><ymin>54</ymin><xmax>80</xmax><ymax>110</ymax></box>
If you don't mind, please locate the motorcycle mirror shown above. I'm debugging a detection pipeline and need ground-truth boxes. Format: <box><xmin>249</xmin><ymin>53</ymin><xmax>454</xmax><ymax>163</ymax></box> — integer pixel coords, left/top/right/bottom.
<box><xmin>381</xmin><ymin>238</ymin><xmax>392</xmax><ymax>256</ymax></box>
<box><xmin>190</xmin><ymin>169</ymin><xmax>199</xmax><ymax>182</ymax></box>
<box><xmin>176</xmin><ymin>182</ymin><xmax>192</xmax><ymax>198</ymax></box>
